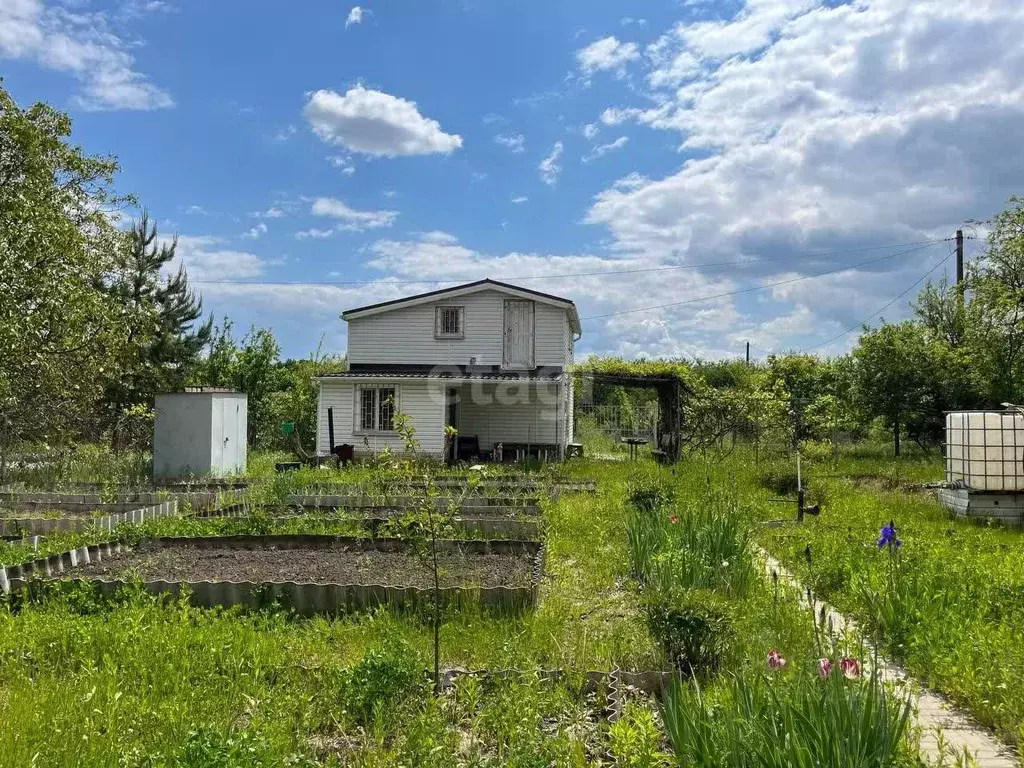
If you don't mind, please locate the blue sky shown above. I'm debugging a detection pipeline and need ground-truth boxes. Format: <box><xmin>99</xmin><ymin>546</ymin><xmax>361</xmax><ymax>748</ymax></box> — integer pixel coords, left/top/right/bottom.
<box><xmin>3</xmin><ymin>0</ymin><xmax>1023</xmax><ymax>360</ymax></box>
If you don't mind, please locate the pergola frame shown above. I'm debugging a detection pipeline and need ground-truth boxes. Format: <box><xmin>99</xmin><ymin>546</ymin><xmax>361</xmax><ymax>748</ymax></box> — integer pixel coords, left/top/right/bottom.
<box><xmin>573</xmin><ymin>372</ymin><xmax>689</xmax><ymax>463</ymax></box>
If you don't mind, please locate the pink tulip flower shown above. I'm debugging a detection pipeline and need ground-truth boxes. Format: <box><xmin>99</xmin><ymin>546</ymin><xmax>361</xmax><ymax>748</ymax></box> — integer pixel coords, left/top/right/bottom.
<box><xmin>840</xmin><ymin>657</ymin><xmax>861</xmax><ymax>679</ymax></box>
<box><xmin>767</xmin><ymin>649</ymin><xmax>787</xmax><ymax>670</ymax></box>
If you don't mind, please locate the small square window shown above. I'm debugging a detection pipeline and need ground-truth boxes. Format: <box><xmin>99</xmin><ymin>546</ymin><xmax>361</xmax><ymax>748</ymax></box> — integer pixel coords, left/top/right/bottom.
<box><xmin>435</xmin><ymin>306</ymin><xmax>464</xmax><ymax>339</ymax></box>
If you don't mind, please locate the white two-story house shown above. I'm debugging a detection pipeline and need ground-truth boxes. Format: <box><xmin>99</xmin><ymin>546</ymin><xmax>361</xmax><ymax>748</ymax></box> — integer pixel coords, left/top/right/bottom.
<box><xmin>316</xmin><ymin>279</ymin><xmax>582</xmax><ymax>461</ymax></box>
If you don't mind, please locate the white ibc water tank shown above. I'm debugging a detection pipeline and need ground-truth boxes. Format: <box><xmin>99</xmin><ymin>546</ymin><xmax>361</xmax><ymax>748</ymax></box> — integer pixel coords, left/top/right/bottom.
<box><xmin>945</xmin><ymin>411</ymin><xmax>1024</xmax><ymax>491</ymax></box>
<box><xmin>153</xmin><ymin>390</ymin><xmax>248</xmax><ymax>480</ymax></box>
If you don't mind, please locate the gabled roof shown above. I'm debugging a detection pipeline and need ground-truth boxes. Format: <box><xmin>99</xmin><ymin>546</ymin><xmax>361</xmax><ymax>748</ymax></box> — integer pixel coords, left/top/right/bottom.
<box><xmin>342</xmin><ymin>279</ymin><xmax>582</xmax><ymax>335</ymax></box>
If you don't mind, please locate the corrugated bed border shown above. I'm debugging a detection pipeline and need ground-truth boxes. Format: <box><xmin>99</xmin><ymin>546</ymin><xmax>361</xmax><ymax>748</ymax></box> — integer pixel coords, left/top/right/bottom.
<box><xmin>1</xmin><ymin>490</ymin><xmax>229</xmax><ymax>510</ymax></box>
<box><xmin>1</xmin><ymin>534</ymin><xmax>546</xmax><ymax>615</ymax></box>
<box><xmin>0</xmin><ymin>500</ymin><xmax>178</xmax><ymax>537</ymax></box>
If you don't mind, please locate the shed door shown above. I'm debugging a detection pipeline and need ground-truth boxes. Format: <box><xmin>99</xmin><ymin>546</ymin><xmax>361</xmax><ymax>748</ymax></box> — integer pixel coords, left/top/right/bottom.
<box><xmin>503</xmin><ymin>300</ymin><xmax>535</xmax><ymax>369</ymax></box>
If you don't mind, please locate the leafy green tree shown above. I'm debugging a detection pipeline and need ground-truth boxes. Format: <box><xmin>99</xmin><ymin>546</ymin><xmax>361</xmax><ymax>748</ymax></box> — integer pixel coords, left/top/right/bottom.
<box><xmin>267</xmin><ymin>345</ymin><xmax>346</xmax><ymax>456</ymax></box>
<box><xmin>912</xmin><ymin>276</ymin><xmax>965</xmax><ymax>349</ymax></box>
<box><xmin>964</xmin><ymin>197</ymin><xmax>1024</xmax><ymax>405</ymax></box>
<box><xmin>852</xmin><ymin>322</ymin><xmax>946</xmax><ymax>455</ymax></box>
<box><xmin>0</xmin><ymin>82</ymin><xmax>129</xmax><ymax>475</ymax></box>
<box><xmin>102</xmin><ymin>212</ymin><xmax>213</xmax><ymax>448</ymax></box>
<box><xmin>190</xmin><ymin>321</ymin><xmax>284</xmax><ymax>448</ymax></box>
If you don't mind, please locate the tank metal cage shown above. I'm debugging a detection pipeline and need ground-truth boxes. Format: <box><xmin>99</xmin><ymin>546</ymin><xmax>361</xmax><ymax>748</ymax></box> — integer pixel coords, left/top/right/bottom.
<box><xmin>945</xmin><ymin>410</ymin><xmax>1024</xmax><ymax>492</ymax></box>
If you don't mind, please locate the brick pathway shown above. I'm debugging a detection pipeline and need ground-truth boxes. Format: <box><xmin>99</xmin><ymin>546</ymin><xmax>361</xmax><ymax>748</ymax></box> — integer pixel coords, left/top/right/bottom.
<box><xmin>760</xmin><ymin>550</ymin><xmax>1018</xmax><ymax>767</ymax></box>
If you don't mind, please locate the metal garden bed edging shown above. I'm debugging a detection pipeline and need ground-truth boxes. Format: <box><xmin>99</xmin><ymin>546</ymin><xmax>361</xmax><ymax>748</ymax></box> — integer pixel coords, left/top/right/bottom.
<box><xmin>0</xmin><ymin>490</ymin><xmax>228</xmax><ymax>512</ymax></box>
<box><xmin>0</xmin><ymin>534</ymin><xmax>546</xmax><ymax>616</ymax></box>
<box><xmin>0</xmin><ymin>500</ymin><xmax>178</xmax><ymax>537</ymax></box>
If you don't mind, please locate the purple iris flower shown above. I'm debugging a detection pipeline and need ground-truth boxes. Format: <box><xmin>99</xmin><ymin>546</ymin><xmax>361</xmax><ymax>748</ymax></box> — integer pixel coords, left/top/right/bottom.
<box><xmin>877</xmin><ymin>521</ymin><xmax>902</xmax><ymax>549</ymax></box>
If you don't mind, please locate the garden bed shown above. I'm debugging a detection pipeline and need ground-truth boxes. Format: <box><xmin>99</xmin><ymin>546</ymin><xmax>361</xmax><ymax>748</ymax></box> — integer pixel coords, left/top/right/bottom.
<box><xmin>281</xmin><ymin>493</ymin><xmax>543</xmax><ymax>511</ymax></box>
<box><xmin>1</xmin><ymin>535</ymin><xmax>545</xmax><ymax>615</ymax></box>
<box><xmin>195</xmin><ymin>503</ymin><xmax>543</xmax><ymax>539</ymax></box>
<box><xmin>0</xmin><ymin>500</ymin><xmax>178</xmax><ymax>536</ymax></box>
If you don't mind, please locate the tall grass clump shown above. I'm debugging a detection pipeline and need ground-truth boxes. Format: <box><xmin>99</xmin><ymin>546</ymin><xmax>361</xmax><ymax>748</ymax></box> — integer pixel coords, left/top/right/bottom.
<box><xmin>662</xmin><ymin>663</ymin><xmax>916</xmax><ymax>768</ymax></box>
<box><xmin>625</xmin><ymin>475</ymin><xmax>756</xmax><ymax>674</ymax></box>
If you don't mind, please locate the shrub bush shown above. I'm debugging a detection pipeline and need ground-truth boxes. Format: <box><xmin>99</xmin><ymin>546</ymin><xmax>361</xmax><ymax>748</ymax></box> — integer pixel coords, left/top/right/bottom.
<box><xmin>336</xmin><ymin>639</ymin><xmax>427</xmax><ymax>726</ymax></box>
<box><xmin>645</xmin><ymin>589</ymin><xmax>734</xmax><ymax>676</ymax></box>
<box><xmin>627</xmin><ymin>477</ymin><xmax>676</xmax><ymax>513</ymax></box>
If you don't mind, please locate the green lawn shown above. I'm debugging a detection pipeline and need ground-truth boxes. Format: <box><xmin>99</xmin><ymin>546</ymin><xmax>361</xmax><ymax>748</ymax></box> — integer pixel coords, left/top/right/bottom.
<box><xmin>0</xmin><ymin>449</ymin><xmax>944</xmax><ymax>766</ymax></box>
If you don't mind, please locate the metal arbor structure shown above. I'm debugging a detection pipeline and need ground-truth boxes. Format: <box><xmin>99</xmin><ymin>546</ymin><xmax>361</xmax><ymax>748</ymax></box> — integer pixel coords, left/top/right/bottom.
<box><xmin>574</xmin><ymin>371</ymin><xmax>688</xmax><ymax>462</ymax></box>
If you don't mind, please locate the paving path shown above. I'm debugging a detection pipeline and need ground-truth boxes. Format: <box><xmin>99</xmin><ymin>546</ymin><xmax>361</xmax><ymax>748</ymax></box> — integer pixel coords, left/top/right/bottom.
<box><xmin>760</xmin><ymin>550</ymin><xmax>1018</xmax><ymax>768</ymax></box>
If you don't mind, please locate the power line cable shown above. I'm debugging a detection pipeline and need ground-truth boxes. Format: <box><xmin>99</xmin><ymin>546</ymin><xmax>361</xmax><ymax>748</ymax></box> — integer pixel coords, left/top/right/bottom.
<box><xmin>581</xmin><ymin>241</ymin><xmax>943</xmax><ymax>321</ymax></box>
<box><xmin>189</xmin><ymin>238</ymin><xmax>950</xmax><ymax>287</ymax></box>
<box><xmin>800</xmin><ymin>246</ymin><xmax>956</xmax><ymax>353</ymax></box>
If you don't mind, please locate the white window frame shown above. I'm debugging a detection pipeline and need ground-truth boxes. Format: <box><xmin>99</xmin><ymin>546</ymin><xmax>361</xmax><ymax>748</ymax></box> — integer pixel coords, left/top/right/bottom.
<box><xmin>353</xmin><ymin>385</ymin><xmax>400</xmax><ymax>434</ymax></box>
<box><xmin>434</xmin><ymin>305</ymin><xmax>465</xmax><ymax>339</ymax></box>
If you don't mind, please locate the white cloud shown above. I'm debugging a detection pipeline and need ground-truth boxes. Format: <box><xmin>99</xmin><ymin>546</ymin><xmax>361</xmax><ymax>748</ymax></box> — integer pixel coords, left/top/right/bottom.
<box><xmin>165</xmin><ymin>236</ymin><xmax>268</xmax><ymax>282</ymax></box>
<box><xmin>183</xmin><ymin>205</ymin><xmax>209</xmax><ymax>216</ymax></box>
<box><xmin>538</xmin><ymin>141</ymin><xmax>564</xmax><ymax>186</ymax></box>
<box><xmin>310</xmin><ymin>197</ymin><xmax>398</xmax><ymax>231</ymax></box>
<box><xmin>583</xmin><ymin>136</ymin><xmax>629</xmax><ymax>162</ymax></box>
<box><xmin>251</xmin><ymin>207</ymin><xmax>285</xmax><ymax>219</ymax></box>
<box><xmin>576</xmin><ymin>36</ymin><xmax>640</xmax><ymax>78</ymax></box>
<box><xmin>272</xmin><ymin>125</ymin><xmax>298</xmax><ymax>142</ymax></box>
<box><xmin>303</xmin><ymin>86</ymin><xmax>463</xmax><ymax>157</ymax></box>
<box><xmin>582</xmin><ymin>0</ymin><xmax>1024</xmax><ymax>350</ymax></box>
<box><xmin>511</xmin><ymin>195</ymin><xmax>529</xmax><ymax>204</ymax></box>
<box><xmin>295</xmin><ymin>227</ymin><xmax>337</xmax><ymax>240</ymax></box>
<box><xmin>363</xmin><ymin>232</ymin><xmax>743</xmax><ymax>358</ymax></box>
<box><xmin>494</xmin><ymin>133</ymin><xmax>525</xmax><ymax>153</ymax></box>
<box><xmin>328</xmin><ymin>155</ymin><xmax>357</xmax><ymax>175</ymax></box>
<box><xmin>345</xmin><ymin>6</ymin><xmax>365</xmax><ymax>28</ymax></box>
<box><xmin>242</xmin><ymin>222</ymin><xmax>268</xmax><ymax>240</ymax></box>
<box><xmin>421</xmin><ymin>230</ymin><xmax>459</xmax><ymax>245</ymax></box>
<box><xmin>0</xmin><ymin>0</ymin><xmax>173</xmax><ymax>110</ymax></box>
<box><xmin>582</xmin><ymin>123</ymin><xmax>600</xmax><ymax>140</ymax></box>
<box><xmin>620</xmin><ymin>17</ymin><xmax>647</xmax><ymax>27</ymax></box>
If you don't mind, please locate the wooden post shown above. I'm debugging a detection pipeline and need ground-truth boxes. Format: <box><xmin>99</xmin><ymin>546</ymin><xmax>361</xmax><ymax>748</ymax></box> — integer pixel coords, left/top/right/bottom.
<box><xmin>955</xmin><ymin>229</ymin><xmax>964</xmax><ymax>286</ymax></box>
<box><xmin>745</xmin><ymin>341</ymin><xmax>750</xmax><ymax>365</ymax></box>
<box><xmin>327</xmin><ymin>407</ymin><xmax>335</xmax><ymax>452</ymax></box>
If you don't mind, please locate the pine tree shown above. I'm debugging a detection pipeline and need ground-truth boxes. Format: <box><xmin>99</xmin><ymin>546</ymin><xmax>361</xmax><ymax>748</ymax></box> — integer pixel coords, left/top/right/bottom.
<box><xmin>103</xmin><ymin>212</ymin><xmax>213</xmax><ymax>447</ymax></box>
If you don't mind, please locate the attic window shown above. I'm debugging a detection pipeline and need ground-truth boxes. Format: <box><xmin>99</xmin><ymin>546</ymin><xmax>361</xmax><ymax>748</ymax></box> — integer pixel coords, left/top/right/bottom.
<box><xmin>435</xmin><ymin>306</ymin><xmax>464</xmax><ymax>339</ymax></box>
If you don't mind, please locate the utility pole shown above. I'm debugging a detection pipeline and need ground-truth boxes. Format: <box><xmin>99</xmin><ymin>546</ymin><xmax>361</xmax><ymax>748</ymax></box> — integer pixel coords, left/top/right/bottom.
<box><xmin>745</xmin><ymin>341</ymin><xmax>750</xmax><ymax>365</ymax></box>
<box><xmin>956</xmin><ymin>229</ymin><xmax>964</xmax><ymax>286</ymax></box>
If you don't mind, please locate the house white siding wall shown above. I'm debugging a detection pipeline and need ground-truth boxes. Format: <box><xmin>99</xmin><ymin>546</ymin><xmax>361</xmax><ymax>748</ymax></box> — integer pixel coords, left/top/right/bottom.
<box><xmin>348</xmin><ymin>290</ymin><xmax>570</xmax><ymax>369</ymax></box>
<box><xmin>318</xmin><ymin>379</ymin><xmax>446</xmax><ymax>457</ymax></box>
<box><xmin>456</xmin><ymin>382</ymin><xmax>561</xmax><ymax>450</ymax></box>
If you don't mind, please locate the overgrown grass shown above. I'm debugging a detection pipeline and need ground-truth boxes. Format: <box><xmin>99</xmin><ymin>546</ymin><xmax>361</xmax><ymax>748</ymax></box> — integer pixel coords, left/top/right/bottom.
<box><xmin>663</xmin><ymin>663</ymin><xmax>918</xmax><ymax>768</ymax></box>
<box><xmin>0</xmin><ymin>450</ymin><xmax>937</xmax><ymax>765</ymax></box>
<box><xmin>759</xmin><ymin>473</ymin><xmax>1024</xmax><ymax>751</ymax></box>
<box><xmin>675</xmin><ymin>444</ymin><xmax>1024</xmax><ymax>754</ymax></box>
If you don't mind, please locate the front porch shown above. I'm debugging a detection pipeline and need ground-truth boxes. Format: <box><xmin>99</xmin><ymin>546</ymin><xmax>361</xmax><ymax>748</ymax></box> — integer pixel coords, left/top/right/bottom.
<box><xmin>443</xmin><ymin>377</ymin><xmax>569</xmax><ymax>463</ymax></box>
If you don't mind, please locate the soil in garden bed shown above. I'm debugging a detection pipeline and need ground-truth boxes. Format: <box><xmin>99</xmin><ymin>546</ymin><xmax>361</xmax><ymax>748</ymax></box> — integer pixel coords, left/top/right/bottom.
<box><xmin>70</xmin><ymin>540</ymin><xmax>536</xmax><ymax>588</ymax></box>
